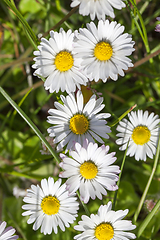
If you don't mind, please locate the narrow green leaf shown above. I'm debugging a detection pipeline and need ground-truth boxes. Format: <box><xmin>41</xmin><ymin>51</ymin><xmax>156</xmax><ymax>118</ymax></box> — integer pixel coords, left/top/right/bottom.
<box><xmin>10</xmin><ymin>87</ymin><xmax>33</xmax><ymax>127</ymax></box>
<box><xmin>110</xmin><ymin>104</ymin><xmax>137</xmax><ymax>127</ymax></box>
<box><xmin>125</xmin><ymin>0</ymin><xmax>150</xmax><ymax>54</ymax></box>
<box><xmin>112</xmin><ymin>140</ymin><xmax>129</xmax><ymax>210</ymax></box>
<box><xmin>137</xmin><ymin>199</ymin><xmax>160</xmax><ymax>237</ymax></box>
<box><xmin>3</xmin><ymin>0</ymin><xmax>38</xmax><ymax>48</ymax></box>
<box><xmin>0</xmin><ymin>86</ymin><xmax>60</xmax><ymax>164</ymax></box>
<box><xmin>133</xmin><ymin>133</ymin><xmax>160</xmax><ymax>223</ymax></box>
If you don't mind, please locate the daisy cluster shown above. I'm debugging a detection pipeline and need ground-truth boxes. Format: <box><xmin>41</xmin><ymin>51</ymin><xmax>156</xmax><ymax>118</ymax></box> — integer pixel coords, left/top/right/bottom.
<box><xmin>18</xmin><ymin>0</ymin><xmax>160</xmax><ymax>239</ymax></box>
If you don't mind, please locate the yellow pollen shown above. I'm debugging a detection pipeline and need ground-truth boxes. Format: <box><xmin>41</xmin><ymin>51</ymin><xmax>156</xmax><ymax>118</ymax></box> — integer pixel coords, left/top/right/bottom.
<box><xmin>69</xmin><ymin>114</ymin><xmax>89</xmax><ymax>135</ymax></box>
<box><xmin>80</xmin><ymin>161</ymin><xmax>98</xmax><ymax>179</ymax></box>
<box><xmin>132</xmin><ymin>125</ymin><xmax>151</xmax><ymax>145</ymax></box>
<box><xmin>95</xmin><ymin>223</ymin><xmax>114</xmax><ymax>240</ymax></box>
<box><xmin>94</xmin><ymin>41</ymin><xmax>113</xmax><ymax>61</ymax></box>
<box><xmin>41</xmin><ymin>196</ymin><xmax>60</xmax><ymax>215</ymax></box>
<box><xmin>54</xmin><ymin>51</ymin><xmax>74</xmax><ymax>72</ymax></box>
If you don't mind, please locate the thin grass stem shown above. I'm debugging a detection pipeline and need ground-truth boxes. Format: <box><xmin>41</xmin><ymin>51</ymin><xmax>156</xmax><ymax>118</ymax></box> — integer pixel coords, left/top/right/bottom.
<box><xmin>137</xmin><ymin>199</ymin><xmax>160</xmax><ymax>237</ymax></box>
<box><xmin>0</xmin><ymin>86</ymin><xmax>60</xmax><ymax>163</ymax></box>
<box><xmin>112</xmin><ymin>141</ymin><xmax>129</xmax><ymax>210</ymax></box>
<box><xmin>133</xmin><ymin>133</ymin><xmax>160</xmax><ymax>224</ymax></box>
<box><xmin>41</xmin><ymin>6</ymin><xmax>79</xmax><ymax>38</ymax></box>
<box><xmin>3</xmin><ymin>0</ymin><xmax>38</xmax><ymax>47</ymax></box>
<box><xmin>110</xmin><ymin>104</ymin><xmax>137</xmax><ymax>127</ymax></box>
<box><xmin>77</xmin><ymin>191</ymin><xmax>90</xmax><ymax>216</ymax></box>
<box><xmin>125</xmin><ymin>0</ymin><xmax>150</xmax><ymax>55</ymax></box>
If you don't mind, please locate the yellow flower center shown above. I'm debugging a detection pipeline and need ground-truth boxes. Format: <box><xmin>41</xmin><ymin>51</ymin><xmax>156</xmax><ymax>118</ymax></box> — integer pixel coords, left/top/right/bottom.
<box><xmin>94</xmin><ymin>41</ymin><xmax>113</xmax><ymax>61</ymax></box>
<box><xmin>54</xmin><ymin>51</ymin><xmax>74</xmax><ymax>72</ymax></box>
<box><xmin>132</xmin><ymin>126</ymin><xmax>151</xmax><ymax>145</ymax></box>
<box><xmin>41</xmin><ymin>196</ymin><xmax>60</xmax><ymax>215</ymax></box>
<box><xmin>95</xmin><ymin>223</ymin><xmax>114</xmax><ymax>240</ymax></box>
<box><xmin>80</xmin><ymin>161</ymin><xmax>98</xmax><ymax>179</ymax></box>
<box><xmin>69</xmin><ymin>114</ymin><xmax>89</xmax><ymax>135</ymax></box>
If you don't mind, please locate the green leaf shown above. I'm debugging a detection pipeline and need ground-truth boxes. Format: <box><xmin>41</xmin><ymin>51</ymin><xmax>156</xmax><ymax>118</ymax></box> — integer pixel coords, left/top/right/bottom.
<box><xmin>0</xmin><ymin>86</ymin><xmax>60</xmax><ymax>163</ymax></box>
<box><xmin>116</xmin><ymin>181</ymin><xmax>139</xmax><ymax>216</ymax></box>
<box><xmin>19</xmin><ymin>0</ymin><xmax>44</xmax><ymax>14</ymax></box>
<box><xmin>137</xmin><ymin>199</ymin><xmax>160</xmax><ymax>238</ymax></box>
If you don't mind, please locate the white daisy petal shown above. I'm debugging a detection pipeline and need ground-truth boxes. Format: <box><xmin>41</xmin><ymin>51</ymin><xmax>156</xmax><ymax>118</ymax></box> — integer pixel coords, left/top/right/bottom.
<box><xmin>60</xmin><ymin>140</ymin><xmax>119</xmax><ymax>203</ymax></box>
<box><xmin>74</xmin><ymin>202</ymin><xmax>136</xmax><ymax>240</ymax></box>
<box><xmin>74</xmin><ymin>20</ymin><xmax>134</xmax><ymax>83</ymax></box>
<box><xmin>0</xmin><ymin>221</ymin><xmax>18</xmax><ymax>240</ymax></box>
<box><xmin>47</xmin><ymin>91</ymin><xmax>111</xmax><ymax>151</ymax></box>
<box><xmin>22</xmin><ymin>177</ymin><xmax>79</xmax><ymax>235</ymax></box>
<box><xmin>70</xmin><ymin>0</ymin><xmax>125</xmax><ymax>20</ymax></box>
<box><xmin>116</xmin><ymin>110</ymin><xmax>160</xmax><ymax>161</ymax></box>
<box><xmin>33</xmin><ymin>29</ymin><xmax>88</xmax><ymax>94</ymax></box>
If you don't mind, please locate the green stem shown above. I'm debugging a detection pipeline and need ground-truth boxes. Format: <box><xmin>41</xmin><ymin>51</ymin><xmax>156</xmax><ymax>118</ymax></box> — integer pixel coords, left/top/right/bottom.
<box><xmin>34</xmin><ymin>93</ymin><xmax>54</xmax><ymax>115</ymax></box>
<box><xmin>112</xmin><ymin>141</ymin><xmax>129</xmax><ymax>210</ymax></box>
<box><xmin>137</xmin><ymin>199</ymin><xmax>160</xmax><ymax>237</ymax></box>
<box><xmin>110</xmin><ymin>104</ymin><xmax>137</xmax><ymax>127</ymax></box>
<box><xmin>77</xmin><ymin>191</ymin><xmax>90</xmax><ymax>216</ymax></box>
<box><xmin>125</xmin><ymin>0</ymin><xmax>150</xmax><ymax>54</ymax></box>
<box><xmin>22</xmin><ymin>24</ymin><xmax>38</xmax><ymax>49</ymax></box>
<box><xmin>45</xmin><ymin>0</ymin><xmax>51</xmax><ymax>32</ymax></box>
<box><xmin>0</xmin><ymin>86</ymin><xmax>60</xmax><ymax>163</ymax></box>
<box><xmin>129</xmin><ymin>0</ymin><xmax>149</xmax><ymax>48</ymax></box>
<box><xmin>41</xmin><ymin>6</ymin><xmax>79</xmax><ymax>38</ymax></box>
<box><xmin>133</xmin><ymin>133</ymin><xmax>160</xmax><ymax>224</ymax></box>
<box><xmin>3</xmin><ymin>0</ymin><xmax>38</xmax><ymax>47</ymax></box>
<box><xmin>10</xmin><ymin>87</ymin><xmax>32</xmax><ymax>128</ymax></box>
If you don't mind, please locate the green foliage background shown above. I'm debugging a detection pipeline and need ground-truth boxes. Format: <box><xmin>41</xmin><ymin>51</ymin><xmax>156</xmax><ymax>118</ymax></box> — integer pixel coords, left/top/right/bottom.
<box><xmin>0</xmin><ymin>0</ymin><xmax>160</xmax><ymax>239</ymax></box>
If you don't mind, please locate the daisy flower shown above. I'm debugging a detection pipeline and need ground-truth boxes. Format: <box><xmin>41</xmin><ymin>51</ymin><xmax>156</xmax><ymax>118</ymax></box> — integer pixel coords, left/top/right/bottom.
<box><xmin>116</xmin><ymin>110</ymin><xmax>160</xmax><ymax>161</ymax></box>
<box><xmin>155</xmin><ymin>17</ymin><xmax>160</xmax><ymax>32</ymax></box>
<box><xmin>22</xmin><ymin>177</ymin><xmax>79</xmax><ymax>235</ymax></box>
<box><xmin>74</xmin><ymin>20</ymin><xmax>135</xmax><ymax>82</ymax></box>
<box><xmin>32</xmin><ymin>28</ymin><xmax>88</xmax><ymax>94</ymax></box>
<box><xmin>0</xmin><ymin>221</ymin><xmax>18</xmax><ymax>240</ymax></box>
<box><xmin>70</xmin><ymin>0</ymin><xmax>126</xmax><ymax>20</ymax></box>
<box><xmin>47</xmin><ymin>90</ymin><xmax>111</xmax><ymax>152</ymax></box>
<box><xmin>59</xmin><ymin>139</ymin><xmax>120</xmax><ymax>203</ymax></box>
<box><xmin>74</xmin><ymin>201</ymin><xmax>136</xmax><ymax>240</ymax></box>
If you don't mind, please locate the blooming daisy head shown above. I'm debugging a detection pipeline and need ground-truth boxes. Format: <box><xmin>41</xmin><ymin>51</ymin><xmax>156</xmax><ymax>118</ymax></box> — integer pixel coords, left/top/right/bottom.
<box><xmin>22</xmin><ymin>177</ymin><xmax>79</xmax><ymax>235</ymax></box>
<box><xmin>155</xmin><ymin>17</ymin><xmax>160</xmax><ymax>32</ymax></box>
<box><xmin>32</xmin><ymin>28</ymin><xmax>88</xmax><ymax>94</ymax></box>
<box><xmin>47</xmin><ymin>90</ymin><xmax>111</xmax><ymax>152</ymax></box>
<box><xmin>116</xmin><ymin>110</ymin><xmax>160</xmax><ymax>161</ymax></box>
<box><xmin>70</xmin><ymin>0</ymin><xmax>126</xmax><ymax>20</ymax></box>
<box><xmin>74</xmin><ymin>201</ymin><xmax>136</xmax><ymax>240</ymax></box>
<box><xmin>74</xmin><ymin>20</ymin><xmax>135</xmax><ymax>83</ymax></box>
<box><xmin>59</xmin><ymin>139</ymin><xmax>120</xmax><ymax>203</ymax></box>
<box><xmin>0</xmin><ymin>221</ymin><xmax>18</xmax><ymax>240</ymax></box>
